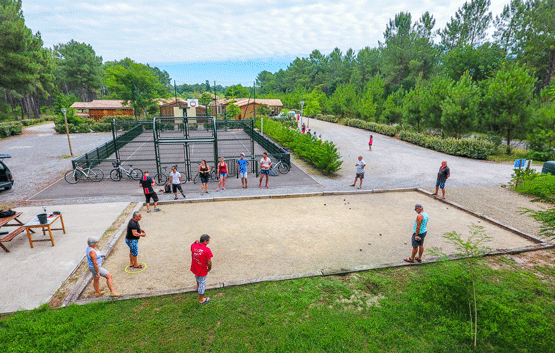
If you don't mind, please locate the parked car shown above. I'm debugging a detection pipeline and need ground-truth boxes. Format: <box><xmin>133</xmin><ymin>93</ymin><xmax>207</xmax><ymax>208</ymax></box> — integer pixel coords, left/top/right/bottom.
<box><xmin>0</xmin><ymin>154</ymin><xmax>14</xmax><ymax>191</ymax></box>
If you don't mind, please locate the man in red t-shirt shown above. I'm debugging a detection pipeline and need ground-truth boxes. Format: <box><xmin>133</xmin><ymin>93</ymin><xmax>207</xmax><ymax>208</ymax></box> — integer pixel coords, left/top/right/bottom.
<box><xmin>190</xmin><ymin>234</ymin><xmax>213</xmax><ymax>304</ymax></box>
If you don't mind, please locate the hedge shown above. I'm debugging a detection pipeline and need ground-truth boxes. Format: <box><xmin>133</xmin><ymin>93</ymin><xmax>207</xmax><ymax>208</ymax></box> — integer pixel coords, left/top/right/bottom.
<box><xmin>256</xmin><ymin>118</ymin><xmax>342</xmax><ymax>175</ymax></box>
<box><xmin>0</xmin><ymin>122</ymin><xmax>23</xmax><ymax>138</ymax></box>
<box><xmin>343</xmin><ymin>118</ymin><xmax>397</xmax><ymax>137</ymax></box>
<box><xmin>399</xmin><ymin>130</ymin><xmax>496</xmax><ymax>159</ymax></box>
<box><xmin>54</xmin><ymin>115</ymin><xmax>137</xmax><ymax>134</ymax></box>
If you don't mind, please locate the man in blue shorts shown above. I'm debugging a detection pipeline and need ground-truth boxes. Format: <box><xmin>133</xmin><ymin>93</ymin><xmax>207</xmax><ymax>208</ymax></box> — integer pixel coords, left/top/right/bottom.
<box><xmin>126</xmin><ymin>211</ymin><xmax>146</xmax><ymax>269</ymax></box>
<box><xmin>258</xmin><ymin>152</ymin><xmax>272</xmax><ymax>188</ymax></box>
<box><xmin>432</xmin><ymin>161</ymin><xmax>450</xmax><ymax>199</ymax></box>
<box><xmin>404</xmin><ymin>204</ymin><xmax>429</xmax><ymax>263</ymax></box>
<box><xmin>139</xmin><ymin>171</ymin><xmax>160</xmax><ymax>212</ymax></box>
<box><xmin>236</xmin><ymin>153</ymin><xmax>249</xmax><ymax>188</ymax></box>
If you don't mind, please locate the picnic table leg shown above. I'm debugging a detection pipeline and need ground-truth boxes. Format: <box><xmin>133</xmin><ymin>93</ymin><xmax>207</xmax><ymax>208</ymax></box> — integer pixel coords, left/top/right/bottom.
<box><xmin>60</xmin><ymin>214</ymin><xmax>66</xmax><ymax>234</ymax></box>
<box><xmin>0</xmin><ymin>242</ymin><xmax>9</xmax><ymax>253</ymax></box>
<box><xmin>48</xmin><ymin>225</ymin><xmax>55</xmax><ymax>246</ymax></box>
<box><xmin>26</xmin><ymin>227</ymin><xmax>34</xmax><ymax>248</ymax></box>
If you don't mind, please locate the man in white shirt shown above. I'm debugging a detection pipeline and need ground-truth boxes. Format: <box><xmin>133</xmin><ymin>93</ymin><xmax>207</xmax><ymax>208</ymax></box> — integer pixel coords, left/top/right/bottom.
<box><xmin>258</xmin><ymin>152</ymin><xmax>272</xmax><ymax>188</ymax></box>
<box><xmin>350</xmin><ymin>155</ymin><xmax>366</xmax><ymax>189</ymax></box>
<box><xmin>169</xmin><ymin>166</ymin><xmax>186</xmax><ymax>200</ymax></box>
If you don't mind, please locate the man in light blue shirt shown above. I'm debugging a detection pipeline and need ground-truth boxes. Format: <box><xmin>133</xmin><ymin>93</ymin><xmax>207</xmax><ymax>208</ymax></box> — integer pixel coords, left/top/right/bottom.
<box><xmin>350</xmin><ymin>155</ymin><xmax>366</xmax><ymax>189</ymax></box>
<box><xmin>236</xmin><ymin>153</ymin><xmax>249</xmax><ymax>188</ymax></box>
<box><xmin>404</xmin><ymin>204</ymin><xmax>429</xmax><ymax>263</ymax></box>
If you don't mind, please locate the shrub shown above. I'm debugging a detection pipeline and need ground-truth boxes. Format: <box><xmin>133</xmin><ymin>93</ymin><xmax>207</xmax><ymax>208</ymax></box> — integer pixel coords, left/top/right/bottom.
<box><xmin>343</xmin><ymin>118</ymin><xmax>397</xmax><ymax>137</ymax></box>
<box><xmin>399</xmin><ymin>131</ymin><xmax>495</xmax><ymax>159</ymax></box>
<box><xmin>256</xmin><ymin>118</ymin><xmax>342</xmax><ymax>175</ymax></box>
<box><xmin>511</xmin><ymin>169</ymin><xmax>555</xmax><ymax>203</ymax></box>
<box><xmin>98</xmin><ymin>115</ymin><xmax>136</xmax><ymax>123</ymax></box>
<box><xmin>314</xmin><ymin>114</ymin><xmax>342</xmax><ymax>123</ymax></box>
<box><xmin>0</xmin><ymin>122</ymin><xmax>23</xmax><ymax>137</ymax></box>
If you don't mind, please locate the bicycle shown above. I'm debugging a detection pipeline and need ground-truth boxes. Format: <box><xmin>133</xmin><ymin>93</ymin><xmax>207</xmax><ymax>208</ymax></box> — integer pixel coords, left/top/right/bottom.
<box><xmin>153</xmin><ymin>166</ymin><xmax>187</xmax><ymax>186</ymax></box>
<box><xmin>109</xmin><ymin>161</ymin><xmax>143</xmax><ymax>181</ymax></box>
<box><xmin>64</xmin><ymin>165</ymin><xmax>104</xmax><ymax>184</ymax></box>
<box><xmin>256</xmin><ymin>160</ymin><xmax>290</xmax><ymax>177</ymax></box>
<box><xmin>193</xmin><ymin>165</ymin><xmax>219</xmax><ymax>184</ymax></box>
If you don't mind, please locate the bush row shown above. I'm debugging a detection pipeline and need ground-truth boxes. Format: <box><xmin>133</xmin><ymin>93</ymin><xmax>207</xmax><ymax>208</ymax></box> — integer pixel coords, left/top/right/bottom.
<box><xmin>314</xmin><ymin>114</ymin><xmax>342</xmax><ymax>123</ymax></box>
<box><xmin>399</xmin><ymin>130</ymin><xmax>496</xmax><ymax>159</ymax></box>
<box><xmin>256</xmin><ymin>118</ymin><xmax>342</xmax><ymax>175</ymax></box>
<box><xmin>20</xmin><ymin>117</ymin><xmax>53</xmax><ymax>126</ymax></box>
<box><xmin>343</xmin><ymin>118</ymin><xmax>398</xmax><ymax>137</ymax></box>
<box><xmin>0</xmin><ymin>122</ymin><xmax>23</xmax><ymax>138</ymax></box>
<box><xmin>54</xmin><ymin>115</ymin><xmax>139</xmax><ymax>133</ymax></box>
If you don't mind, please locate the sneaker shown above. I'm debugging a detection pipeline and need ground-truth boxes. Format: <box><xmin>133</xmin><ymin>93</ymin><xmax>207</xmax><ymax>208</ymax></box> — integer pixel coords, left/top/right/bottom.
<box><xmin>265</xmin><ymin>185</ymin><xmax>269</xmax><ymax>188</ymax></box>
<box><xmin>216</xmin><ymin>188</ymin><xmax>219</xmax><ymax>191</ymax></box>
<box><xmin>154</xmin><ymin>208</ymin><xmax>161</xmax><ymax>211</ymax></box>
<box><xmin>182</xmin><ymin>194</ymin><xmax>186</xmax><ymax>199</ymax></box>
<box><xmin>258</xmin><ymin>184</ymin><xmax>261</xmax><ymax>188</ymax></box>
<box><xmin>222</xmin><ymin>187</ymin><xmax>225</xmax><ymax>190</ymax></box>
<box><xmin>174</xmin><ymin>197</ymin><xmax>178</xmax><ymax>200</ymax></box>
<box><xmin>147</xmin><ymin>210</ymin><xmax>151</xmax><ymax>213</ymax></box>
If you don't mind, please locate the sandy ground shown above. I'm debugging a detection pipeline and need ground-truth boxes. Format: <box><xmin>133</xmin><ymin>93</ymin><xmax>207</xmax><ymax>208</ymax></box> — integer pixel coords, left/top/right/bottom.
<box><xmin>81</xmin><ymin>191</ymin><xmax>535</xmax><ymax>298</ymax></box>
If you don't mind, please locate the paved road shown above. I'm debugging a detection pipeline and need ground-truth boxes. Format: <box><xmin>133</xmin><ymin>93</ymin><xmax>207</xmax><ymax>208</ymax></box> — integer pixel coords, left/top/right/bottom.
<box><xmin>0</xmin><ymin>123</ymin><xmax>112</xmax><ymax>205</ymax></box>
<box><xmin>305</xmin><ymin>118</ymin><xmax>521</xmax><ymax>190</ymax></box>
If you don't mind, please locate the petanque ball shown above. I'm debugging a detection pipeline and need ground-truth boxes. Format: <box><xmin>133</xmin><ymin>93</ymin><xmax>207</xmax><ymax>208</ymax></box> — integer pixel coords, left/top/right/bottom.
<box><xmin>359</xmin><ymin>248</ymin><xmax>362</xmax><ymax>251</ymax></box>
<box><xmin>404</xmin><ymin>241</ymin><xmax>407</xmax><ymax>244</ymax></box>
<box><xmin>379</xmin><ymin>233</ymin><xmax>382</xmax><ymax>236</ymax></box>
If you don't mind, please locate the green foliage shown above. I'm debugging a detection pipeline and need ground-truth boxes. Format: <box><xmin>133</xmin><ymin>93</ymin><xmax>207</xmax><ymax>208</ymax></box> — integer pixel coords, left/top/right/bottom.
<box><xmin>225</xmin><ymin>84</ymin><xmax>250</xmax><ymax>98</ymax></box>
<box><xmin>438</xmin><ymin>0</ymin><xmax>493</xmax><ymax>49</ymax></box>
<box><xmin>0</xmin><ymin>121</ymin><xmax>22</xmax><ymax>137</ymax></box>
<box><xmin>522</xmin><ymin>207</ymin><xmax>555</xmax><ymax>238</ymax></box>
<box><xmin>343</xmin><ymin>118</ymin><xmax>397</xmax><ymax>136</ymax></box>
<box><xmin>225</xmin><ymin>102</ymin><xmax>241</xmax><ymax>119</ymax></box>
<box><xmin>314</xmin><ymin>114</ymin><xmax>342</xmax><ymax>123</ymax></box>
<box><xmin>256</xmin><ymin>118</ymin><xmax>342</xmax><ymax>175</ymax></box>
<box><xmin>527</xmin><ymin>100</ymin><xmax>555</xmax><ymax>161</ymax></box>
<box><xmin>511</xmin><ymin>169</ymin><xmax>555</xmax><ymax>203</ymax></box>
<box><xmin>483</xmin><ymin>62</ymin><xmax>536</xmax><ymax>153</ymax></box>
<box><xmin>440</xmin><ymin>72</ymin><xmax>480</xmax><ymax>137</ymax></box>
<box><xmin>328</xmin><ymin>84</ymin><xmax>357</xmax><ymax>118</ymax></box>
<box><xmin>399</xmin><ymin>130</ymin><xmax>495</xmax><ymax>159</ymax></box>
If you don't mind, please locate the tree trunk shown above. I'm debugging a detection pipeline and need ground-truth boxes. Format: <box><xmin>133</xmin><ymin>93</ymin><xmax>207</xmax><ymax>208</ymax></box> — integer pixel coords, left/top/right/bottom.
<box><xmin>506</xmin><ymin>128</ymin><xmax>512</xmax><ymax>154</ymax></box>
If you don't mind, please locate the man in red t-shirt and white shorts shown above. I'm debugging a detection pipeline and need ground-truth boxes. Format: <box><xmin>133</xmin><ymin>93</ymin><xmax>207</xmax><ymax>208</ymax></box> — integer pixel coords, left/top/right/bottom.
<box><xmin>190</xmin><ymin>234</ymin><xmax>213</xmax><ymax>304</ymax></box>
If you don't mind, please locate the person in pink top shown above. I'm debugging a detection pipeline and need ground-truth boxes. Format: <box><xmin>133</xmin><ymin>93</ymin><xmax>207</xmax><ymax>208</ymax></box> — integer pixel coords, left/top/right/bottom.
<box><xmin>190</xmin><ymin>234</ymin><xmax>213</xmax><ymax>304</ymax></box>
<box><xmin>368</xmin><ymin>134</ymin><xmax>373</xmax><ymax>151</ymax></box>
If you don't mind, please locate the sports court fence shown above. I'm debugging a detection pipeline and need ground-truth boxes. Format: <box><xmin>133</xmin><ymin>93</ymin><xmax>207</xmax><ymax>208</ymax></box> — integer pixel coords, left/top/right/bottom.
<box><xmin>70</xmin><ymin>117</ymin><xmax>290</xmax><ymax>182</ymax></box>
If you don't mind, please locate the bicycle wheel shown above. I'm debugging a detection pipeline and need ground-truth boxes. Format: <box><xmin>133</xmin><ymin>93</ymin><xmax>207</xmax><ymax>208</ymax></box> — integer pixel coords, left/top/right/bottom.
<box><xmin>210</xmin><ymin>170</ymin><xmax>219</xmax><ymax>182</ymax></box>
<box><xmin>278</xmin><ymin>162</ymin><xmax>290</xmax><ymax>174</ymax></box>
<box><xmin>90</xmin><ymin>168</ymin><xmax>104</xmax><ymax>182</ymax></box>
<box><xmin>110</xmin><ymin>169</ymin><xmax>122</xmax><ymax>181</ymax></box>
<box><xmin>153</xmin><ymin>173</ymin><xmax>168</xmax><ymax>185</ymax></box>
<box><xmin>269</xmin><ymin>168</ymin><xmax>279</xmax><ymax>177</ymax></box>
<box><xmin>193</xmin><ymin>173</ymin><xmax>200</xmax><ymax>184</ymax></box>
<box><xmin>64</xmin><ymin>170</ymin><xmax>80</xmax><ymax>184</ymax></box>
<box><xmin>129</xmin><ymin>168</ymin><xmax>143</xmax><ymax>181</ymax></box>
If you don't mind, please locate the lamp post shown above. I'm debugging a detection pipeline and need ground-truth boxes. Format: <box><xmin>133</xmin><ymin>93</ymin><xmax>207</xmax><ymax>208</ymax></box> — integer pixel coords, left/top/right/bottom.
<box><xmin>300</xmin><ymin>100</ymin><xmax>305</xmax><ymax>129</ymax></box>
<box><xmin>61</xmin><ymin>108</ymin><xmax>73</xmax><ymax>157</ymax></box>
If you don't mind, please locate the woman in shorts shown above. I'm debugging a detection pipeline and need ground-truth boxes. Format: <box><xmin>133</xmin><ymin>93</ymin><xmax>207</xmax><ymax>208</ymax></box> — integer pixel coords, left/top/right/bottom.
<box><xmin>198</xmin><ymin>160</ymin><xmax>210</xmax><ymax>193</ymax></box>
<box><xmin>86</xmin><ymin>237</ymin><xmax>120</xmax><ymax>297</ymax></box>
<box><xmin>216</xmin><ymin>157</ymin><xmax>228</xmax><ymax>191</ymax></box>
<box><xmin>368</xmin><ymin>134</ymin><xmax>373</xmax><ymax>151</ymax></box>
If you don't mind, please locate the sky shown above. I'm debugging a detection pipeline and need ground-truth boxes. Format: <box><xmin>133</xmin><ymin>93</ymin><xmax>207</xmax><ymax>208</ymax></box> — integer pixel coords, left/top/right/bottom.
<box><xmin>21</xmin><ymin>0</ymin><xmax>511</xmax><ymax>86</ymax></box>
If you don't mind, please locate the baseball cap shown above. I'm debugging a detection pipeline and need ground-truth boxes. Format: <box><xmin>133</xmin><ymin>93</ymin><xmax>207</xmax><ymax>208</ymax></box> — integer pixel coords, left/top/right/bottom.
<box><xmin>240</xmin><ymin>153</ymin><xmax>245</xmax><ymax>156</ymax></box>
<box><xmin>414</xmin><ymin>204</ymin><xmax>423</xmax><ymax>210</ymax></box>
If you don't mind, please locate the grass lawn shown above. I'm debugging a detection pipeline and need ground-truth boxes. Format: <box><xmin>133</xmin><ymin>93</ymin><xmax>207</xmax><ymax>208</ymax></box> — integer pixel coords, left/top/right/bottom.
<box><xmin>1</xmin><ymin>253</ymin><xmax>555</xmax><ymax>353</ymax></box>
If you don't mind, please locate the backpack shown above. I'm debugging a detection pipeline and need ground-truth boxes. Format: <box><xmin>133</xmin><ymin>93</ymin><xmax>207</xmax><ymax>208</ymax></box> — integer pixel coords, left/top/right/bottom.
<box><xmin>164</xmin><ymin>183</ymin><xmax>172</xmax><ymax>193</ymax></box>
<box><xmin>0</xmin><ymin>209</ymin><xmax>15</xmax><ymax>218</ymax></box>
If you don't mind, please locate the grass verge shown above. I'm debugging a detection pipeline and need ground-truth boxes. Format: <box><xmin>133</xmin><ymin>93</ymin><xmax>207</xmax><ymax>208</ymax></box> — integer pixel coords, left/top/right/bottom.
<box><xmin>1</xmin><ymin>252</ymin><xmax>554</xmax><ymax>352</ymax></box>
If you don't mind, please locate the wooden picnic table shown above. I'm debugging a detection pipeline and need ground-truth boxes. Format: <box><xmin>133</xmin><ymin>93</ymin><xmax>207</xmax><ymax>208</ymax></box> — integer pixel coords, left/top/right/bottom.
<box><xmin>24</xmin><ymin>213</ymin><xmax>66</xmax><ymax>248</ymax></box>
<box><xmin>0</xmin><ymin>212</ymin><xmax>31</xmax><ymax>253</ymax></box>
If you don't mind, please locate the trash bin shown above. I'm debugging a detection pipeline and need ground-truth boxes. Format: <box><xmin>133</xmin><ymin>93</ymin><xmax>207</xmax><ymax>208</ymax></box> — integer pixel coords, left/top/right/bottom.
<box><xmin>541</xmin><ymin>161</ymin><xmax>555</xmax><ymax>175</ymax></box>
<box><xmin>37</xmin><ymin>213</ymin><xmax>48</xmax><ymax>224</ymax></box>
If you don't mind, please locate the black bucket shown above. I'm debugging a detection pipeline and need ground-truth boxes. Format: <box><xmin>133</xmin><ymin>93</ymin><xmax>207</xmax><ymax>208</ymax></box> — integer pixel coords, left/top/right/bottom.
<box><xmin>37</xmin><ymin>213</ymin><xmax>48</xmax><ymax>224</ymax></box>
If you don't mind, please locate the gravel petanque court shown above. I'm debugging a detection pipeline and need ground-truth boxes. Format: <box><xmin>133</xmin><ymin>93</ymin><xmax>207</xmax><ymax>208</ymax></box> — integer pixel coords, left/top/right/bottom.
<box><xmin>81</xmin><ymin>191</ymin><xmax>536</xmax><ymax>298</ymax></box>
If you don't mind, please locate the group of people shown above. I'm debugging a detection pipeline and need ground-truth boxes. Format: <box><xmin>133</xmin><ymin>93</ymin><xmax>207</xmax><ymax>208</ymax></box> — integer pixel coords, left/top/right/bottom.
<box><xmin>86</xmin><ymin>211</ymin><xmax>214</xmax><ymax>304</ymax></box>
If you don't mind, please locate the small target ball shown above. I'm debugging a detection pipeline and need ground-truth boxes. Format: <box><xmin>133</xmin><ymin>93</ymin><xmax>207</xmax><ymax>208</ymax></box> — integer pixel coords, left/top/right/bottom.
<box><xmin>404</xmin><ymin>241</ymin><xmax>407</xmax><ymax>244</ymax></box>
<box><xmin>359</xmin><ymin>248</ymin><xmax>363</xmax><ymax>251</ymax></box>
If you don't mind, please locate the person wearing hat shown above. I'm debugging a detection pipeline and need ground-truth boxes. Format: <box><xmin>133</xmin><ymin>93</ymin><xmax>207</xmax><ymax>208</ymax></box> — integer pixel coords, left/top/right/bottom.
<box><xmin>404</xmin><ymin>204</ymin><xmax>429</xmax><ymax>263</ymax></box>
<box><xmin>86</xmin><ymin>237</ymin><xmax>120</xmax><ymax>297</ymax></box>
<box><xmin>236</xmin><ymin>153</ymin><xmax>249</xmax><ymax>188</ymax></box>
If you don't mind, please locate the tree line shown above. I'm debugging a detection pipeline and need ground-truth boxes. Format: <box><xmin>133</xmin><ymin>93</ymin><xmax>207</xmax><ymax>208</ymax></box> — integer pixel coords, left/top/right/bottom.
<box><xmin>255</xmin><ymin>0</ymin><xmax>555</xmax><ymax>155</ymax></box>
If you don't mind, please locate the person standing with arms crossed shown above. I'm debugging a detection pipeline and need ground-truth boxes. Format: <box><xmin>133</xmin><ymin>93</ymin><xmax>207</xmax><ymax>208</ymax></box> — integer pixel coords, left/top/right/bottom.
<box><xmin>216</xmin><ymin>157</ymin><xmax>228</xmax><ymax>191</ymax></box>
<box><xmin>236</xmin><ymin>153</ymin><xmax>249</xmax><ymax>188</ymax></box>
<box><xmin>432</xmin><ymin>161</ymin><xmax>450</xmax><ymax>199</ymax></box>
<box><xmin>259</xmin><ymin>152</ymin><xmax>272</xmax><ymax>188</ymax></box>
<box><xmin>169</xmin><ymin>166</ymin><xmax>186</xmax><ymax>200</ymax></box>
<box><xmin>126</xmin><ymin>211</ymin><xmax>146</xmax><ymax>269</ymax></box>
<box><xmin>404</xmin><ymin>204</ymin><xmax>429</xmax><ymax>263</ymax></box>
<box><xmin>190</xmin><ymin>234</ymin><xmax>213</xmax><ymax>304</ymax></box>
<box><xmin>350</xmin><ymin>155</ymin><xmax>366</xmax><ymax>189</ymax></box>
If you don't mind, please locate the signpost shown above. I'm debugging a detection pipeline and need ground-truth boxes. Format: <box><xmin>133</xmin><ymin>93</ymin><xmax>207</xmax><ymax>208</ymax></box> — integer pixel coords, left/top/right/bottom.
<box><xmin>61</xmin><ymin>108</ymin><xmax>73</xmax><ymax>157</ymax></box>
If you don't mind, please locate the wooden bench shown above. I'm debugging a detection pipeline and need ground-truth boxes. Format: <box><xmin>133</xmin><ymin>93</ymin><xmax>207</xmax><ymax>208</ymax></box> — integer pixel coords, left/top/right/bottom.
<box><xmin>0</xmin><ymin>212</ymin><xmax>30</xmax><ymax>253</ymax></box>
<box><xmin>0</xmin><ymin>226</ymin><xmax>26</xmax><ymax>252</ymax></box>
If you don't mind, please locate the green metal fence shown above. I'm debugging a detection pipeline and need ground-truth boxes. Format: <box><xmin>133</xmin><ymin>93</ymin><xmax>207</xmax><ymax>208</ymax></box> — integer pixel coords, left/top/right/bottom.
<box><xmin>71</xmin><ymin>122</ymin><xmax>144</xmax><ymax>169</ymax></box>
<box><xmin>243</xmin><ymin>123</ymin><xmax>290</xmax><ymax>166</ymax></box>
